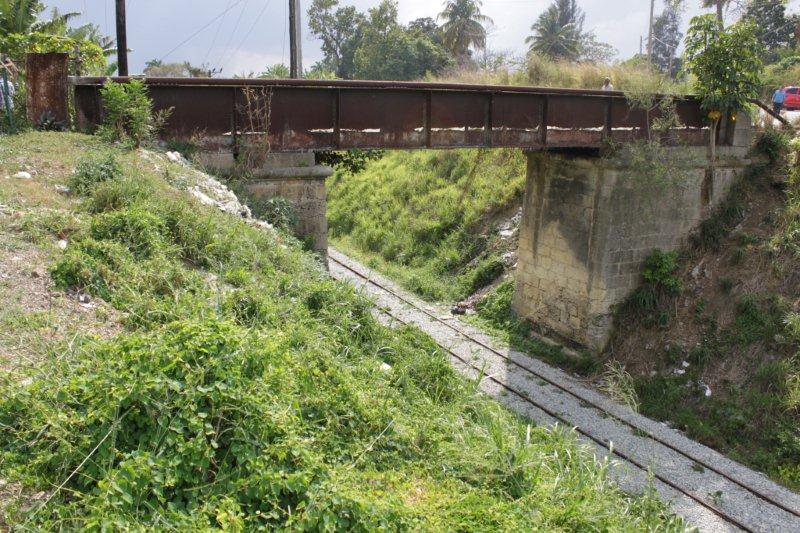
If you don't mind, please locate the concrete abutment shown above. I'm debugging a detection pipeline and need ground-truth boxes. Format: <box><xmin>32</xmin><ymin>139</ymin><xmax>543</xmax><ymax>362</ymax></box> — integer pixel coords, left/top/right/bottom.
<box><xmin>197</xmin><ymin>150</ymin><xmax>332</xmax><ymax>259</ymax></box>
<box><xmin>512</xmin><ymin>124</ymin><xmax>752</xmax><ymax>351</ymax></box>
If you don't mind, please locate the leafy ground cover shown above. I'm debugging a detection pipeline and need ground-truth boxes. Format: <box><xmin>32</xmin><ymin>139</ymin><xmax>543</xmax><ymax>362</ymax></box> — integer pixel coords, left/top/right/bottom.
<box><xmin>0</xmin><ymin>132</ymin><xmax>683</xmax><ymax>530</ymax></box>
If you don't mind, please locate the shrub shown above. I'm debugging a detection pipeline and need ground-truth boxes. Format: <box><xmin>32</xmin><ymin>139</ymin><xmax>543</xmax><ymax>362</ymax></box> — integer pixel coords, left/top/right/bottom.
<box><xmin>68</xmin><ymin>154</ymin><xmax>123</xmax><ymax>195</ymax></box>
<box><xmin>87</xmin><ymin>177</ymin><xmax>150</xmax><ymax>213</ymax></box>
<box><xmin>90</xmin><ymin>208</ymin><xmax>169</xmax><ymax>258</ymax></box>
<box><xmin>755</xmin><ymin>129</ymin><xmax>789</xmax><ymax>164</ymax></box>
<box><xmin>642</xmin><ymin>249</ymin><xmax>682</xmax><ymax>295</ymax></box>
<box><xmin>317</xmin><ymin>149</ymin><xmax>385</xmax><ymax>174</ymax></box>
<box><xmin>98</xmin><ymin>79</ymin><xmax>170</xmax><ymax>148</ymax></box>
<box><xmin>50</xmin><ymin>238</ymin><xmax>132</xmax><ymax>298</ymax></box>
<box><xmin>626</xmin><ymin>249</ymin><xmax>682</xmax><ymax>314</ymax></box>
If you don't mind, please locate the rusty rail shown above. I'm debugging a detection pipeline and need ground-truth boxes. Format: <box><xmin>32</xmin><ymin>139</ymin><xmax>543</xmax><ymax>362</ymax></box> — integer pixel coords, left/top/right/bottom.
<box><xmin>72</xmin><ymin>77</ymin><xmax>711</xmax><ymax>152</ymax></box>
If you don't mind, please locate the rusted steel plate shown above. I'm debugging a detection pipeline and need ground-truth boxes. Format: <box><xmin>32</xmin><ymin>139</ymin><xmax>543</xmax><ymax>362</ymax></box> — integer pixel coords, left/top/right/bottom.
<box><xmin>546</xmin><ymin>95</ymin><xmax>606</xmax><ymax>148</ymax></box>
<box><xmin>149</xmin><ymin>85</ymin><xmax>233</xmax><ymax>136</ymax></box>
<box><xmin>237</xmin><ymin>87</ymin><xmax>336</xmax><ymax>150</ymax></box>
<box><xmin>70</xmin><ymin>77</ymin><xmax>712</xmax><ymax>152</ymax></box>
<box><xmin>338</xmin><ymin>90</ymin><xmax>425</xmax><ymax>148</ymax></box>
<box><xmin>491</xmin><ymin>93</ymin><xmax>543</xmax><ymax>148</ymax></box>
<box><xmin>74</xmin><ymin>84</ymin><xmax>101</xmax><ymax>132</ymax></box>
<box><xmin>429</xmin><ymin>91</ymin><xmax>487</xmax><ymax>147</ymax></box>
<box><xmin>26</xmin><ymin>53</ymin><xmax>70</xmax><ymax>126</ymax></box>
<box><xmin>610</xmin><ymin>98</ymin><xmax>648</xmax><ymax>144</ymax></box>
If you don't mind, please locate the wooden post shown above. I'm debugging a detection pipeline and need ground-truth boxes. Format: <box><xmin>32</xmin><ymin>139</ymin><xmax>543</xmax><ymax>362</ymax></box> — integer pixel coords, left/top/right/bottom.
<box><xmin>116</xmin><ymin>0</ymin><xmax>129</xmax><ymax>76</ymax></box>
<box><xmin>289</xmin><ymin>0</ymin><xmax>303</xmax><ymax>78</ymax></box>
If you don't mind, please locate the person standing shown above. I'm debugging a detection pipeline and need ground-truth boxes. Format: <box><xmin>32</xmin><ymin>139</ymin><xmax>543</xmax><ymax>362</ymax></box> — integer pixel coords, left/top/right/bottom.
<box><xmin>0</xmin><ymin>74</ymin><xmax>13</xmax><ymax>104</ymax></box>
<box><xmin>601</xmin><ymin>77</ymin><xmax>614</xmax><ymax>91</ymax></box>
<box><xmin>773</xmin><ymin>87</ymin><xmax>786</xmax><ymax>114</ymax></box>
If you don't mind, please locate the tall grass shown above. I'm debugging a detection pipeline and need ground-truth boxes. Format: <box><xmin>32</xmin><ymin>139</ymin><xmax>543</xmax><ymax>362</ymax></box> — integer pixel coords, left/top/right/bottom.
<box><xmin>431</xmin><ymin>54</ymin><xmax>690</xmax><ymax>93</ymax></box>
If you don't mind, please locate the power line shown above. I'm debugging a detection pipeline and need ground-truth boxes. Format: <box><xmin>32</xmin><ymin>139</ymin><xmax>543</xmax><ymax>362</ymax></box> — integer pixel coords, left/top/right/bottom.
<box><xmin>202</xmin><ymin>0</ymin><xmax>234</xmax><ymax>66</ymax></box>
<box><xmin>221</xmin><ymin>0</ymin><xmax>273</xmax><ymax>71</ymax></box>
<box><xmin>215</xmin><ymin>0</ymin><xmax>250</xmax><ymax>71</ymax></box>
<box><xmin>159</xmin><ymin>0</ymin><xmax>248</xmax><ymax>62</ymax></box>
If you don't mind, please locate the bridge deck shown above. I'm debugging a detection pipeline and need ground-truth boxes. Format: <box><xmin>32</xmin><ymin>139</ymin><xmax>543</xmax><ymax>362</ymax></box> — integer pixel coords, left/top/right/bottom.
<box><xmin>73</xmin><ymin>77</ymin><xmax>712</xmax><ymax>152</ymax></box>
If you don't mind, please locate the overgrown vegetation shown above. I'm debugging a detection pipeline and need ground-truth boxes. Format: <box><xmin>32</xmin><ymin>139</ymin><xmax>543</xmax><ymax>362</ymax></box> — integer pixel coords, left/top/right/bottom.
<box><xmin>607</xmin><ymin>131</ymin><xmax>800</xmax><ymax>490</ymax></box>
<box><xmin>97</xmin><ymin>80</ymin><xmax>170</xmax><ymax>148</ymax></box>
<box><xmin>0</xmin><ymin>132</ymin><xmax>684</xmax><ymax>529</ymax></box>
<box><xmin>327</xmin><ymin>149</ymin><xmax>526</xmax><ymax>301</ymax></box>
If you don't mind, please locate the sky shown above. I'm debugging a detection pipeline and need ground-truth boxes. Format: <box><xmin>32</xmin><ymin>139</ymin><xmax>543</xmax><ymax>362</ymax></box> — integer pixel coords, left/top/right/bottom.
<box><xmin>45</xmin><ymin>0</ymin><xmax>800</xmax><ymax>76</ymax></box>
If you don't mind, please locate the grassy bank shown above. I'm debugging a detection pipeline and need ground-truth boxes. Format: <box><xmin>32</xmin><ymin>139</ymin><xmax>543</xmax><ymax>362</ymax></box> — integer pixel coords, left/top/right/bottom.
<box><xmin>0</xmin><ymin>132</ymin><xmax>682</xmax><ymax>530</ymax></box>
<box><xmin>328</xmin><ymin>149</ymin><xmax>526</xmax><ymax>302</ymax></box>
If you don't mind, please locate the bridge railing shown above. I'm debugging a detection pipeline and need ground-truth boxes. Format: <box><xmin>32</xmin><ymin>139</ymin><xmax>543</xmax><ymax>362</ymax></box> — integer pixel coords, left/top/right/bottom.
<box><xmin>72</xmin><ymin>77</ymin><xmax>711</xmax><ymax>152</ymax></box>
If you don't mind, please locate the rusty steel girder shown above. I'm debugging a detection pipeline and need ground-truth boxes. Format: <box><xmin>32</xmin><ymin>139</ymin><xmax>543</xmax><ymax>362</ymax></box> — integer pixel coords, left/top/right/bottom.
<box><xmin>71</xmin><ymin>77</ymin><xmax>710</xmax><ymax>152</ymax></box>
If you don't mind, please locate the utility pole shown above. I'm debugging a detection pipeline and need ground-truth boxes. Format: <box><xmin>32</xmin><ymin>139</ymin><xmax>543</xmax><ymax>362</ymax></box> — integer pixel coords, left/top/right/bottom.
<box><xmin>647</xmin><ymin>0</ymin><xmax>655</xmax><ymax>62</ymax></box>
<box><xmin>116</xmin><ymin>0</ymin><xmax>128</xmax><ymax>76</ymax></box>
<box><xmin>288</xmin><ymin>0</ymin><xmax>303</xmax><ymax>78</ymax></box>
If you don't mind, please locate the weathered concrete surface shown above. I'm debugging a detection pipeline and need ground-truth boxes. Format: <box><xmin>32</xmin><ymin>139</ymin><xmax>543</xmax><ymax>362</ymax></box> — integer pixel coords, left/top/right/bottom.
<box><xmin>513</xmin><ymin>128</ymin><xmax>751</xmax><ymax>350</ymax></box>
<box><xmin>200</xmin><ymin>151</ymin><xmax>332</xmax><ymax>257</ymax></box>
<box><xmin>25</xmin><ymin>53</ymin><xmax>70</xmax><ymax>127</ymax></box>
<box><xmin>330</xmin><ymin>247</ymin><xmax>800</xmax><ymax>532</ymax></box>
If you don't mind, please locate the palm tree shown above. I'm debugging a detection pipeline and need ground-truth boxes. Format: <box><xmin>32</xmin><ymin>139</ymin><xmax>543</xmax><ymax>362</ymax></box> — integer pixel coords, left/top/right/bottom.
<box><xmin>526</xmin><ymin>0</ymin><xmax>584</xmax><ymax>60</ymax></box>
<box><xmin>438</xmin><ymin>0</ymin><xmax>492</xmax><ymax>60</ymax></box>
<box><xmin>0</xmin><ymin>0</ymin><xmax>41</xmax><ymax>36</ymax></box>
<box><xmin>0</xmin><ymin>2</ymin><xmax>80</xmax><ymax>37</ymax></box>
<box><xmin>701</xmin><ymin>0</ymin><xmax>731</xmax><ymax>27</ymax></box>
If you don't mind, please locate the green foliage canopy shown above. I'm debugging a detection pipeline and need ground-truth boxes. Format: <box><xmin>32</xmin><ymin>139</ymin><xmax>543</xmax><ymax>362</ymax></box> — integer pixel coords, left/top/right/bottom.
<box><xmin>307</xmin><ymin>0</ymin><xmax>451</xmax><ymax>80</ymax></box>
<box><xmin>684</xmin><ymin>14</ymin><xmax>764</xmax><ymax>116</ymax></box>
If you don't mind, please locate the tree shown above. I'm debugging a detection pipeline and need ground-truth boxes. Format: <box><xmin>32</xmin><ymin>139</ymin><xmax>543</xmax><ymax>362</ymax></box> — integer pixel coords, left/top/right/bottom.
<box><xmin>741</xmin><ymin>0</ymin><xmax>796</xmax><ymax>59</ymax></box>
<box><xmin>307</xmin><ymin>0</ymin><xmax>365</xmax><ymax>78</ymax></box>
<box><xmin>438</xmin><ymin>0</ymin><xmax>492</xmax><ymax>60</ymax></box>
<box><xmin>525</xmin><ymin>0</ymin><xmax>612</xmax><ymax>62</ymax></box>
<box><xmin>701</xmin><ymin>0</ymin><xmax>732</xmax><ymax>26</ymax></box>
<box><xmin>0</xmin><ymin>1</ymin><xmax>77</xmax><ymax>37</ymax></box>
<box><xmin>408</xmin><ymin>17</ymin><xmax>443</xmax><ymax>45</ymax></box>
<box><xmin>526</xmin><ymin>3</ymin><xmax>582</xmax><ymax>60</ymax></box>
<box><xmin>684</xmin><ymin>14</ymin><xmax>763</xmax><ymax>165</ymax></box>
<box><xmin>259</xmin><ymin>64</ymin><xmax>290</xmax><ymax>79</ymax></box>
<box><xmin>144</xmin><ymin>60</ymin><xmax>218</xmax><ymax>78</ymax></box>
<box><xmin>651</xmin><ymin>2</ymin><xmax>682</xmax><ymax>76</ymax></box>
<box><xmin>353</xmin><ymin>1</ymin><xmax>450</xmax><ymax>80</ymax></box>
<box><xmin>308</xmin><ymin>0</ymin><xmax>451</xmax><ymax>80</ymax></box>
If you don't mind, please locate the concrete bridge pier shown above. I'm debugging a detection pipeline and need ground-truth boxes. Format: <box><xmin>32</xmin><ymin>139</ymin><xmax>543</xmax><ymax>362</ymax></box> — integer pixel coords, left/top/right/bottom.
<box><xmin>513</xmin><ymin>124</ymin><xmax>752</xmax><ymax>351</ymax></box>
<box><xmin>198</xmin><ymin>150</ymin><xmax>332</xmax><ymax>259</ymax></box>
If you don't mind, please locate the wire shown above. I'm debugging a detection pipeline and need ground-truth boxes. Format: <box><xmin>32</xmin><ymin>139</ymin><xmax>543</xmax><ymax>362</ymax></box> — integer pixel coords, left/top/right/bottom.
<box><xmin>215</xmin><ymin>0</ymin><xmax>251</xmax><ymax>71</ymax></box>
<box><xmin>202</xmin><ymin>0</ymin><xmax>234</xmax><ymax>66</ymax></box>
<box><xmin>220</xmin><ymin>0</ymin><xmax>273</xmax><ymax>71</ymax></box>
<box><xmin>159</xmin><ymin>0</ymin><xmax>249</xmax><ymax>62</ymax></box>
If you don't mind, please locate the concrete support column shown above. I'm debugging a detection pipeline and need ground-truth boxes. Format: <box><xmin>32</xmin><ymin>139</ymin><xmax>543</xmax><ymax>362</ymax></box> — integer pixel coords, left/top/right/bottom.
<box><xmin>512</xmin><ymin>143</ymin><xmax>750</xmax><ymax>351</ymax></box>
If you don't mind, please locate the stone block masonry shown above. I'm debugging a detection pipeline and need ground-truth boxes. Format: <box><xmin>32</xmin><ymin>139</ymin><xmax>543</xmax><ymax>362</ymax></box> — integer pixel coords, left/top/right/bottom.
<box><xmin>199</xmin><ymin>151</ymin><xmax>332</xmax><ymax>259</ymax></box>
<box><xmin>512</xmin><ymin>141</ymin><xmax>751</xmax><ymax>351</ymax></box>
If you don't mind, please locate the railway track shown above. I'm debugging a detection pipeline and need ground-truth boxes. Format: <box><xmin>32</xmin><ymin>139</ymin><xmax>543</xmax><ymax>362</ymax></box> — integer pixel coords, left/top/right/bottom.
<box><xmin>329</xmin><ymin>248</ymin><xmax>800</xmax><ymax>532</ymax></box>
